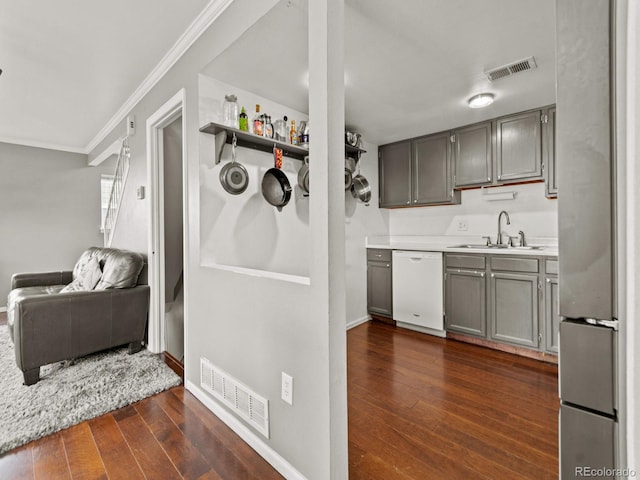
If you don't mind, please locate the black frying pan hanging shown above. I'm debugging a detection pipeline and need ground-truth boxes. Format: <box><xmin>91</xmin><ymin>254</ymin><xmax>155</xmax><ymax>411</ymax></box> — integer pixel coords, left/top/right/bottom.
<box><xmin>219</xmin><ymin>133</ymin><xmax>249</xmax><ymax>195</ymax></box>
<box><xmin>261</xmin><ymin>168</ymin><xmax>291</xmax><ymax>211</ymax></box>
<box><xmin>261</xmin><ymin>147</ymin><xmax>291</xmax><ymax>211</ymax></box>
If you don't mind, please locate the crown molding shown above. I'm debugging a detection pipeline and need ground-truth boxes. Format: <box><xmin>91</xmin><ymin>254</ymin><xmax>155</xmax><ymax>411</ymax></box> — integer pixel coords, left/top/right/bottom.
<box><xmin>84</xmin><ymin>0</ymin><xmax>235</xmax><ymax>155</ymax></box>
<box><xmin>0</xmin><ymin>135</ymin><xmax>86</xmax><ymax>155</ymax></box>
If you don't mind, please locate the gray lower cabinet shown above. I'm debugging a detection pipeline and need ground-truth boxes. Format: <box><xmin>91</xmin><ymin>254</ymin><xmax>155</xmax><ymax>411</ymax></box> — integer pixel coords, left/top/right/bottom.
<box><xmin>367</xmin><ymin>249</ymin><xmax>392</xmax><ymax>317</ymax></box>
<box><xmin>445</xmin><ymin>268</ymin><xmax>486</xmax><ymax>337</ymax></box>
<box><xmin>495</xmin><ymin>109</ymin><xmax>543</xmax><ymax>183</ymax></box>
<box><xmin>489</xmin><ymin>271</ymin><xmax>540</xmax><ymax>348</ymax></box>
<box><xmin>444</xmin><ymin>253</ymin><xmax>558</xmax><ymax>355</ymax></box>
<box><xmin>545</xmin><ymin>275</ymin><xmax>559</xmax><ymax>353</ymax></box>
<box><xmin>452</xmin><ymin>121</ymin><xmax>493</xmax><ymax>188</ymax></box>
<box><xmin>379</xmin><ymin>141</ymin><xmax>411</xmax><ymax>207</ymax></box>
<box><xmin>544</xmin><ymin>258</ymin><xmax>559</xmax><ymax>353</ymax></box>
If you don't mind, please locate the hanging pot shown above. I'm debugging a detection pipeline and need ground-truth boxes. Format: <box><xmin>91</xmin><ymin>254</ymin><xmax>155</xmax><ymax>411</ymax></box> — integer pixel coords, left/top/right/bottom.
<box><xmin>219</xmin><ymin>134</ymin><xmax>249</xmax><ymax>194</ymax></box>
<box><xmin>345</xmin><ymin>156</ymin><xmax>357</xmax><ymax>175</ymax></box>
<box><xmin>351</xmin><ymin>174</ymin><xmax>371</xmax><ymax>205</ymax></box>
<box><xmin>262</xmin><ymin>168</ymin><xmax>292</xmax><ymax>211</ymax></box>
<box><xmin>298</xmin><ymin>156</ymin><xmax>310</xmax><ymax>194</ymax></box>
<box><xmin>344</xmin><ymin>168</ymin><xmax>353</xmax><ymax>190</ymax></box>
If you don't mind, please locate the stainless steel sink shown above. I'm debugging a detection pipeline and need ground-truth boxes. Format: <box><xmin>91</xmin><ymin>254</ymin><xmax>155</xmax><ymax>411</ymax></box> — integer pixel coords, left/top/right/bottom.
<box><xmin>448</xmin><ymin>244</ymin><xmax>544</xmax><ymax>250</ymax></box>
<box><xmin>448</xmin><ymin>244</ymin><xmax>506</xmax><ymax>249</ymax></box>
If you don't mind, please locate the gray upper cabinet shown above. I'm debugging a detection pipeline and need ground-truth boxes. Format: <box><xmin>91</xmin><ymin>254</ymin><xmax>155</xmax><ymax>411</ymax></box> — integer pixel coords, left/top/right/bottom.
<box><xmin>453</xmin><ymin>121</ymin><xmax>493</xmax><ymax>187</ymax></box>
<box><xmin>412</xmin><ymin>132</ymin><xmax>459</xmax><ymax>205</ymax></box>
<box><xmin>544</xmin><ymin>106</ymin><xmax>557</xmax><ymax>198</ymax></box>
<box><xmin>495</xmin><ymin>110</ymin><xmax>543</xmax><ymax>183</ymax></box>
<box><xmin>379</xmin><ymin>141</ymin><xmax>411</xmax><ymax>207</ymax></box>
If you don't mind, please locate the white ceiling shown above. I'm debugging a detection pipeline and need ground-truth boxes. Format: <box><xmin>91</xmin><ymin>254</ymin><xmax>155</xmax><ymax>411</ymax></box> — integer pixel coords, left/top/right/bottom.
<box><xmin>205</xmin><ymin>0</ymin><xmax>556</xmax><ymax>146</ymax></box>
<box><xmin>0</xmin><ymin>0</ymin><xmax>210</xmax><ymax>152</ymax></box>
<box><xmin>0</xmin><ymin>0</ymin><xmax>556</xmax><ymax>153</ymax></box>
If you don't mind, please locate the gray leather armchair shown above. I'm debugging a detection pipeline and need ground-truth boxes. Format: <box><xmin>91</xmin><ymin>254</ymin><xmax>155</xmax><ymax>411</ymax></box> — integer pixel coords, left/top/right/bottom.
<box><xmin>7</xmin><ymin>247</ymin><xmax>150</xmax><ymax>385</ymax></box>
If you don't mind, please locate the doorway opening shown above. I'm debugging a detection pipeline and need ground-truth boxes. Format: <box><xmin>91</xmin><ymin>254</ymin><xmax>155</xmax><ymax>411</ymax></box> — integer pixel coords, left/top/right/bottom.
<box><xmin>146</xmin><ymin>89</ymin><xmax>187</xmax><ymax>374</ymax></box>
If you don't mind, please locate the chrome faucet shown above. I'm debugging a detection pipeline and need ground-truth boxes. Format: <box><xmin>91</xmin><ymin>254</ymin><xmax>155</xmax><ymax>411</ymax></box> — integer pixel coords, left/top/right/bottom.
<box><xmin>518</xmin><ymin>230</ymin><xmax>526</xmax><ymax>247</ymax></box>
<box><xmin>497</xmin><ymin>210</ymin><xmax>511</xmax><ymax>245</ymax></box>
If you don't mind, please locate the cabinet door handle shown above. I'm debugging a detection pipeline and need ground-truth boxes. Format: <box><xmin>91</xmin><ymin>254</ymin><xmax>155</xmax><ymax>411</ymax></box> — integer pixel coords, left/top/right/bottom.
<box><xmin>480</xmin><ymin>273</ymin><xmax>485</xmax><ymax>278</ymax></box>
<box><xmin>491</xmin><ymin>273</ymin><xmax>495</xmax><ymax>278</ymax></box>
<box><xmin>385</xmin><ymin>264</ymin><xmax>390</xmax><ymax>268</ymax></box>
<box><xmin>376</xmin><ymin>254</ymin><xmax>382</xmax><ymax>258</ymax></box>
<box><xmin>546</xmin><ymin>278</ymin><xmax>551</xmax><ymax>283</ymax></box>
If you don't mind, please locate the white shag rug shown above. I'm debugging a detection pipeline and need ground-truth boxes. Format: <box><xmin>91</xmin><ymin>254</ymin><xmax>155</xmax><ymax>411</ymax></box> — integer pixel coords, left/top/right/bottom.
<box><xmin>0</xmin><ymin>326</ymin><xmax>181</xmax><ymax>455</ymax></box>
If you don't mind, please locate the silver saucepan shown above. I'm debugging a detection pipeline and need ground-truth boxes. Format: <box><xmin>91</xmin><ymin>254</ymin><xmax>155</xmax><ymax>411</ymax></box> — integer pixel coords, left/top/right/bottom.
<box><xmin>298</xmin><ymin>156</ymin><xmax>310</xmax><ymax>194</ymax></box>
<box><xmin>351</xmin><ymin>174</ymin><xmax>371</xmax><ymax>205</ymax></box>
<box><xmin>219</xmin><ymin>135</ymin><xmax>249</xmax><ymax>194</ymax></box>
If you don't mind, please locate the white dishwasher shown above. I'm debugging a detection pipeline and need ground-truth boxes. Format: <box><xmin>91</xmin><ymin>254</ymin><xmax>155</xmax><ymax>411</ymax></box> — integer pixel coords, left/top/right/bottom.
<box><xmin>392</xmin><ymin>251</ymin><xmax>445</xmax><ymax>337</ymax></box>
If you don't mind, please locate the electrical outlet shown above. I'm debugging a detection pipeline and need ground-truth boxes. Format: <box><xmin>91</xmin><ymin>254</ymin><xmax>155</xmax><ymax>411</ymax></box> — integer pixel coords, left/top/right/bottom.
<box><xmin>457</xmin><ymin>219</ymin><xmax>469</xmax><ymax>231</ymax></box>
<box><xmin>281</xmin><ymin>372</ymin><xmax>293</xmax><ymax>405</ymax></box>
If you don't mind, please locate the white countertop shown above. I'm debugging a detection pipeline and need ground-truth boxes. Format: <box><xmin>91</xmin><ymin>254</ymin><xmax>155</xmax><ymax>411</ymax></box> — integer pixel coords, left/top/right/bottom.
<box><xmin>366</xmin><ymin>235</ymin><xmax>558</xmax><ymax>257</ymax></box>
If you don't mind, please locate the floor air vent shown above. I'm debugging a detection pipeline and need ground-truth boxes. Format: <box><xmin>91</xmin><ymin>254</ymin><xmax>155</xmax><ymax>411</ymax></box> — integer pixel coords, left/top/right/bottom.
<box><xmin>200</xmin><ymin>357</ymin><xmax>269</xmax><ymax>438</ymax></box>
<box><xmin>485</xmin><ymin>56</ymin><xmax>537</xmax><ymax>81</ymax></box>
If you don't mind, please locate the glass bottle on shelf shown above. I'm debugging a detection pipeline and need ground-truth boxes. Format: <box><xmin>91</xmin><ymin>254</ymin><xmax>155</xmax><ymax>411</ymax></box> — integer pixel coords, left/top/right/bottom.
<box><xmin>238</xmin><ymin>107</ymin><xmax>249</xmax><ymax>132</ymax></box>
<box><xmin>222</xmin><ymin>94</ymin><xmax>239</xmax><ymax>128</ymax></box>
<box><xmin>252</xmin><ymin>104</ymin><xmax>263</xmax><ymax>136</ymax></box>
<box><xmin>264</xmin><ymin>115</ymin><xmax>274</xmax><ymax>138</ymax></box>
<box><xmin>299</xmin><ymin>121</ymin><xmax>309</xmax><ymax>149</ymax></box>
<box><xmin>290</xmin><ymin>120</ymin><xmax>298</xmax><ymax>145</ymax></box>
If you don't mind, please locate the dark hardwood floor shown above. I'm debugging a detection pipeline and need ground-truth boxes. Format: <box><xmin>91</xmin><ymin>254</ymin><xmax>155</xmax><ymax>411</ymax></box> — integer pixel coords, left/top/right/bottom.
<box><xmin>348</xmin><ymin>321</ymin><xmax>559</xmax><ymax>480</ymax></box>
<box><xmin>0</xmin><ymin>312</ymin><xmax>558</xmax><ymax>479</ymax></box>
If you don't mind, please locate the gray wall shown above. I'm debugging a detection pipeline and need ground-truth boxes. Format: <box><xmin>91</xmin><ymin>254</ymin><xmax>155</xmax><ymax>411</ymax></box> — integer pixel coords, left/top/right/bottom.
<box><xmin>0</xmin><ymin>142</ymin><xmax>114</xmax><ymax>304</ymax></box>
<box><xmin>87</xmin><ymin>1</ymin><xmax>350</xmax><ymax>477</ymax></box>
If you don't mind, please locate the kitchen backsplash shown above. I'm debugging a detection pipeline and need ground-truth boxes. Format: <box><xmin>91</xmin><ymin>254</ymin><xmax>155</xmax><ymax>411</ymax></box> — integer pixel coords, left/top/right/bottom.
<box><xmin>387</xmin><ymin>182</ymin><xmax>558</xmax><ymax>239</ymax></box>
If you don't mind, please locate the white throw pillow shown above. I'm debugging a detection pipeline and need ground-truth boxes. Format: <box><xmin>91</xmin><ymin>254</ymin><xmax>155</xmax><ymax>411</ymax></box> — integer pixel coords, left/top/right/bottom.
<box><xmin>60</xmin><ymin>257</ymin><xmax>102</xmax><ymax>293</ymax></box>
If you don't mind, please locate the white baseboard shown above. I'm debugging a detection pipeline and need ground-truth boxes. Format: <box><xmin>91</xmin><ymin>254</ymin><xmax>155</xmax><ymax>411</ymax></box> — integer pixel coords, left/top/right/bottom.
<box><xmin>396</xmin><ymin>322</ymin><xmax>447</xmax><ymax>338</ymax></box>
<box><xmin>346</xmin><ymin>315</ymin><xmax>370</xmax><ymax>330</ymax></box>
<box><xmin>0</xmin><ymin>307</ymin><xmax>6</xmax><ymax>313</ymax></box>
<box><xmin>185</xmin><ymin>380</ymin><xmax>307</xmax><ymax>480</ymax></box>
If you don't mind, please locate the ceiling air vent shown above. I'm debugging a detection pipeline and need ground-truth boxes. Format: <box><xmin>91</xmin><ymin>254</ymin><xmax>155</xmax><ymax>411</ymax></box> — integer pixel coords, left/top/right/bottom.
<box><xmin>485</xmin><ymin>56</ymin><xmax>537</xmax><ymax>82</ymax></box>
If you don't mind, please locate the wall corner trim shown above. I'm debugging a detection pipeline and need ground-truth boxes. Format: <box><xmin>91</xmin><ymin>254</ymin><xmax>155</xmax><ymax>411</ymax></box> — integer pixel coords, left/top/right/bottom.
<box><xmin>185</xmin><ymin>380</ymin><xmax>308</xmax><ymax>480</ymax></box>
<box><xmin>89</xmin><ymin>138</ymin><xmax>121</xmax><ymax>166</ymax></box>
<box><xmin>84</xmin><ymin>0</ymin><xmax>235</xmax><ymax>155</ymax></box>
<box><xmin>346</xmin><ymin>316</ymin><xmax>370</xmax><ymax>330</ymax></box>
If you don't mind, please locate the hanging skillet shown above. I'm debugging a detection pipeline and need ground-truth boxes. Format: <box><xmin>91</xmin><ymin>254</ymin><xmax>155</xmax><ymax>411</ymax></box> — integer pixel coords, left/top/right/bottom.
<box><xmin>219</xmin><ymin>133</ymin><xmax>249</xmax><ymax>195</ymax></box>
<box><xmin>261</xmin><ymin>147</ymin><xmax>291</xmax><ymax>211</ymax></box>
<box><xmin>298</xmin><ymin>156</ymin><xmax>310</xmax><ymax>194</ymax></box>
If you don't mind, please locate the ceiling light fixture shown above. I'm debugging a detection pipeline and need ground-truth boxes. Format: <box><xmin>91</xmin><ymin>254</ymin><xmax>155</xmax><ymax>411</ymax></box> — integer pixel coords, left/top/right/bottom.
<box><xmin>468</xmin><ymin>93</ymin><xmax>494</xmax><ymax>108</ymax></box>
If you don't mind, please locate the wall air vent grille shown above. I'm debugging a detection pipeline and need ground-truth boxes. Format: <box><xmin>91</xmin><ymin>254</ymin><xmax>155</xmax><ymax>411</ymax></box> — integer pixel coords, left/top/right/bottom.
<box><xmin>200</xmin><ymin>357</ymin><xmax>269</xmax><ymax>438</ymax></box>
<box><xmin>485</xmin><ymin>56</ymin><xmax>537</xmax><ymax>81</ymax></box>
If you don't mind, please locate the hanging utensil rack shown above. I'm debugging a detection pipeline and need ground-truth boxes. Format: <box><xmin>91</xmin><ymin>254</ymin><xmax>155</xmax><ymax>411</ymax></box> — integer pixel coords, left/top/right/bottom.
<box><xmin>200</xmin><ymin>121</ymin><xmax>309</xmax><ymax>165</ymax></box>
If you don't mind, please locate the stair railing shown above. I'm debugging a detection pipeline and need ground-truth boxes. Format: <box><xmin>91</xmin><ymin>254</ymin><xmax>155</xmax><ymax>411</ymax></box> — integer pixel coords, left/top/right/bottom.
<box><xmin>103</xmin><ymin>137</ymin><xmax>131</xmax><ymax>246</ymax></box>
